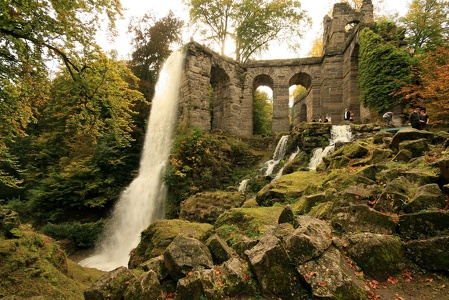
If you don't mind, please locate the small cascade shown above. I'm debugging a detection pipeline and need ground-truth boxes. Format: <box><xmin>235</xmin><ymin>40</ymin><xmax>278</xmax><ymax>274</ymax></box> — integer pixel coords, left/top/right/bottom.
<box><xmin>308</xmin><ymin>125</ymin><xmax>352</xmax><ymax>171</ymax></box>
<box><xmin>238</xmin><ymin>179</ymin><xmax>249</xmax><ymax>193</ymax></box>
<box><xmin>262</xmin><ymin>135</ymin><xmax>289</xmax><ymax>177</ymax></box>
<box><xmin>272</xmin><ymin>147</ymin><xmax>300</xmax><ymax>181</ymax></box>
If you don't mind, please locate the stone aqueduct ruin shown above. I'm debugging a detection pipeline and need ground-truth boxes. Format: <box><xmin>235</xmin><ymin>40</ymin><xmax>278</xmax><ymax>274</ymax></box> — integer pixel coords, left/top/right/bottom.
<box><xmin>177</xmin><ymin>1</ymin><xmax>375</xmax><ymax>138</ymax></box>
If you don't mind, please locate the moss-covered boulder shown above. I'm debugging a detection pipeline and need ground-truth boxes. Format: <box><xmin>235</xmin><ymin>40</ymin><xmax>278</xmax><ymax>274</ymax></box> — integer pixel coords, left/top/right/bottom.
<box><xmin>284</xmin><ymin>216</ymin><xmax>332</xmax><ymax>264</ymax></box>
<box><xmin>398</xmin><ymin>211</ymin><xmax>449</xmax><ymax>240</ymax></box>
<box><xmin>398</xmin><ymin>138</ymin><xmax>429</xmax><ymax>158</ymax></box>
<box><xmin>128</xmin><ymin>220</ymin><xmax>213</xmax><ymax>269</ymax></box>
<box><xmin>123</xmin><ymin>270</ymin><xmax>163</xmax><ymax>300</ymax></box>
<box><xmin>163</xmin><ymin>235</ymin><xmax>214</xmax><ymax>281</ymax></box>
<box><xmin>214</xmin><ymin>207</ymin><xmax>283</xmax><ymax>245</ymax></box>
<box><xmin>345</xmin><ymin>233</ymin><xmax>406</xmax><ymax>280</ymax></box>
<box><xmin>374</xmin><ymin>176</ymin><xmax>415</xmax><ymax>213</ymax></box>
<box><xmin>244</xmin><ymin>233</ymin><xmax>308</xmax><ymax>299</ymax></box>
<box><xmin>297</xmin><ymin>246</ymin><xmax>369</xmax><ymax>300</ymax></box>
<box><xmin>331</xmin><ymin>205</ymin><xmax>397</xmax><ymax>235</ymax></box>
<box><xmin>402</xmin><ymin>183</ymin><xmax>445</xmax><ymax>213</ymax></box>
<box><xmin>390</xmin><ymin>128</ymin><xmax>434</xmax><ymax>149</ymax></box>
<box><xmin>292</xmin><ymin>193</ymin><xmax>327</xmax><ymax>215</ymax></box>
<box><xmin>256</xmin><ymin>171</ymin><xmax>326</xmax><ymax>206</ymax></box>
<box><xmin>405</xmin><ymin>237</ymin><xmax>449</xmax><ymax>271</ymax></box>
<box><xmin>331</xmin><ymin>141</ymin><xmax>369</xmax><ymax>159</ymax></box>
<box><xmin>84</xmin><ymin>266</ymin><xmax>137</xmax><ymax>300</ymax></box>
<box><xmin>179</xmin><ymin>191</ymin><xmax>245</xmax><ymax>224</ymax></box>
<box><xmin>205</xmin><ymin>234</ymin><xmax>234</xmax><ymax>264</ymax></box>
<box><xmin>373</xmin><ymin>131</ymin><xmax>393</xmax><ymax>144</ymax></box>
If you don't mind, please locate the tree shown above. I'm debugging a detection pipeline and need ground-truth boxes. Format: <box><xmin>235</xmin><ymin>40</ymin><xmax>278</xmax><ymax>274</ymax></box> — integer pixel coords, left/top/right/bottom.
<box><xmin>0</xmin><ymin>0</ymin><xmax>122</xmax><ymax>190</ymax></box>
<box><xmin>400</xmin><ymin>47</ymin><xmax>449</xmax><ymax>123</ymax></box>
<box><xmin>253</xmin><ymin>89</ymin><xmax>273</xmax><ymax>135</ymax></box>
<box><xmin>127</xmin><ymin>11</ymin><xmax>184</xmax><ymax>103</ymax></box>
<box><xmin>358</xmin><ymin>22</ymin><xmax>411</xmax><ymax>113</ymax></box>
<box><xmin>0</xmin><ymin>0</ymin><xmax>122</xmax><ymax>83</ymax></box>
<box><xmin>184</xmin><ymin>0</ymin><xmax>310</xmax><ymax>62</ymax></box>
<box><xmin>400</xmin><ymin>0</ymin><xmax>449</xmax><ymax>53</ymax></box>
<box><xmin>307</xmin><ymin>38</ymin><xmax>324</xmax><ymax>57</ymax></box>
<box><xmin>24</xmin><ymin>52</ymin><xmax>146</xmax><ymax>222</ymax></box>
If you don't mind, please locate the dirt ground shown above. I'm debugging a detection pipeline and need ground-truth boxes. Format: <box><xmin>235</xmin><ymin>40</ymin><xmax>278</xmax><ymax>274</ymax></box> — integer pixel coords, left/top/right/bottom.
<box><xmin>364</xmin><ymin>270</ymin><xmax>448</xmax><ymax>300</ymax></box>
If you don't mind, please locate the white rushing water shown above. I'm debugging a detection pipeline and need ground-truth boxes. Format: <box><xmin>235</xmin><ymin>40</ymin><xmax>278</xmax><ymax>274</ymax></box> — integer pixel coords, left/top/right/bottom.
<box><xmin>262</xmin><ymin>135</ymin><xmax>289</xmax><ymax>177</ymax></box>
<box><xmin>308</xmin><ymin>125</ymin><xmax>352</xmax><ymax>171</ymax></box>
<box><xmin>272</xmin><ymin>146</ymin><xmax>300</xmax><ymax>181</ymax></box>
<box><xmin>79</xmin><ymin>50</ymin><xmax>186</xmax><ymax>271</ymax></box>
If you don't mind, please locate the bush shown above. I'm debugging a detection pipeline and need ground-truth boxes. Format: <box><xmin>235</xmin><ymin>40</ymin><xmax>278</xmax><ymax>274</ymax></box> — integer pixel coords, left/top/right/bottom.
<box><xmin>41</xmin><ymin>220</ymin><xmax>105</xmax><ymax>249</ymax></box>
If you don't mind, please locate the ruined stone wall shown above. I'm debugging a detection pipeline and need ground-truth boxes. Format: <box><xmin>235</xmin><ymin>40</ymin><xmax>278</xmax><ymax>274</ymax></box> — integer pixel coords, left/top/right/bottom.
<box><xmin>179</xmin><ymin>1</ymin><xmax>375</xmax><ymax>137</ymax></box>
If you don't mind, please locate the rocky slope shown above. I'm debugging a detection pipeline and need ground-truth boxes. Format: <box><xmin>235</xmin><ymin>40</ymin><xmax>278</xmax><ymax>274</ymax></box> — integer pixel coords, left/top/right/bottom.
<box><xmin>83</xmin><ymin>125</ymin><xmax>449</xmax><ymax>300</ymax></box>
<box><xmin>2</xmin><ymin>124</ymin><xmax>449</xmax><ymax>299</ymax></box>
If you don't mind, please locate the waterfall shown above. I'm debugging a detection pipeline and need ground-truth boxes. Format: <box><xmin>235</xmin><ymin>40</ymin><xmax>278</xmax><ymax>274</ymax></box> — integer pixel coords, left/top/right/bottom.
<box><xmin>272</xmin><ymin>147</ymin><xmax>300</xmax><ymax>181</ymax></box>
<box><xmin>79</xmin><ymin>50</ymin><xmax>185</xmax><ymax>271</ymax></box>
<box><xmin>238</xmin><ymin>179</ymin><xmax>249</xmax><ymax>193</ymax></box>
<box><xmin>308</xmin><ymin>125</ymin><xmax>352</xmax><ymax>171</ymax></box>
<box><xmin>262</xmin><ymin>135</ymin><xmax>289</xmax><ymax>177</ymax></box>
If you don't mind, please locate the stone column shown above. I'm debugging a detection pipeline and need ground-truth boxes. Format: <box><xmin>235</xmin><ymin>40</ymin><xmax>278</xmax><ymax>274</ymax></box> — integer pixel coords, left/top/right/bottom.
<box><xmin>272</xmin><ymin>85</ymin><xmax>290</xmax><ymax>133</ymax></box>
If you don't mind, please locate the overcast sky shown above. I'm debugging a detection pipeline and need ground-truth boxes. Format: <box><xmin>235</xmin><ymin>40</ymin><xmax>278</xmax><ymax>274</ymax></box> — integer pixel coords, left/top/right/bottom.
<box><xmin>97</xmin><ymin>0</ymin><xmax>409</xmax><ymax>60</ymax></box>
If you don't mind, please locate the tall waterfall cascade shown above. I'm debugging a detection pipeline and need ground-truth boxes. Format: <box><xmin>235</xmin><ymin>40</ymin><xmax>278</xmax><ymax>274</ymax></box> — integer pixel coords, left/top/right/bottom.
<box><xmin>79</xmin><ymin>50</ymin><xmax>186</xmax><ymax>271</ymax></box>
<box><xmin>308</xmin><ymin>125</ymin><xmax>352</xmax><ymax>171</ymax></box>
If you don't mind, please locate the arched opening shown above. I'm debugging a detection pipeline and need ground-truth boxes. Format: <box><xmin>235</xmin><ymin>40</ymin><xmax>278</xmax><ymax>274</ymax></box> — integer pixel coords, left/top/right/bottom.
<box><xmin>210</xmin><ymin>66</ymin><xmax>231</xmax><ymax>132</ymax></box>
<box><xmin>345</xmin><ymin>20</ymin><xmax>359</xmax><ymax>33</ymax></box>
<box><xmin>253</xmin><ymin>74</ymin><xmax>273</xmax><ymax>135</ymax></box>
<box><xmin>289</xmin><ymin>72</ymin><xmax>312</xmax><ymax>123</ymax></box>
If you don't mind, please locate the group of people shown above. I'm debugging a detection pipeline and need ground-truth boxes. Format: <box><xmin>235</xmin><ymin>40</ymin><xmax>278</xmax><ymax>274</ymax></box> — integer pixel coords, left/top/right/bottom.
<box><xmin>382</xmin><ymin>108</ymin><xmax>429</xmax><ymax>130</ymax></box>
<box><xmin>409</xmin><ymin>107</ymin><xmax>429</xmax><ymax>130</ymax></box>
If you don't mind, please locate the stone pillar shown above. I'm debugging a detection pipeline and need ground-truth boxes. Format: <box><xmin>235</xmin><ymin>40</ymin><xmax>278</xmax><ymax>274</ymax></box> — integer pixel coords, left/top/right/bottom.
<box><xmin>272</xmin><ymin>85</ymin><xmax>290</xmax><ymax>133</ymax></box>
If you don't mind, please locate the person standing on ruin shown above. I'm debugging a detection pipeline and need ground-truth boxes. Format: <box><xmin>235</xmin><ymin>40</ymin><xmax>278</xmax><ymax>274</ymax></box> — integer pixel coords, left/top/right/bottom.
<box><xmin>344</xmin><ymin>108</ymin><xmax>351</xmax><ymax>121</ymax></box>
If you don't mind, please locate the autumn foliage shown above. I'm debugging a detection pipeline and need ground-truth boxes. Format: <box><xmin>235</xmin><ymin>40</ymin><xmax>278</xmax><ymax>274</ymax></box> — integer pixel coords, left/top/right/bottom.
<box><xmin>400</xmin><ymin>46</ymin><xmax>449</xmax><ymax>124</ymax></box>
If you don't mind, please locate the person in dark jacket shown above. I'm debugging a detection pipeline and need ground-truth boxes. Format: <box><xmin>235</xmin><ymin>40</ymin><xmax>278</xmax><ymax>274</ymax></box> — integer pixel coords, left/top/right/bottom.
<box><xmin>409</xmin><ymin>107</ymin><xmax>421</xmax><ymax>129</ymax></box>
<box><xmin>420</xmin><ymin>109</ymin><xmax>429</xmax><ymax>130</ymax></box>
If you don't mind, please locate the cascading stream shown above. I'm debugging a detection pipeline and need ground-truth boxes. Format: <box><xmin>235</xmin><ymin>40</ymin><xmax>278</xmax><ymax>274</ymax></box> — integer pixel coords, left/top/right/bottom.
<box><xmin>308</xmin><ymin>125</ymin><xmax>352</xmax><ymax>171</ymax></box>
<box><xmin>262</xmin><ymin>135</ymin><xmax>289</xmax><ymax>177</ymax></box>
<box><xmin>79</xmin><ymin>49</ymin><xmax>186</xmax><ymax>271</ymax></box>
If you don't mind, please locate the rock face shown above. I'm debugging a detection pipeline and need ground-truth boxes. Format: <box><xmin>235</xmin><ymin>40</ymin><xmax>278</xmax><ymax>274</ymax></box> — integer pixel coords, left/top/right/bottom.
<box><xmin>84</xmin><ymin>127</ymin><xmax>449</xmax><ymax>300</ymax></box>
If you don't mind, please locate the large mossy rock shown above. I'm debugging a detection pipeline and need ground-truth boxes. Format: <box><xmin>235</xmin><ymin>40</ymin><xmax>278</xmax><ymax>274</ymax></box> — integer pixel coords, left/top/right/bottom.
<box><xmin>405</xmin><ymin>237</ymin><xmax>449</xmax><ymax>271</ymax></box>
<box><xmin>256</xmin><ymin>171</ymin><xmax>326</xmax><ymax>206</ymax></box>
<box><xmin>398</xmin><ymin>211</ymin><xmax>449</xmax><ymax>240</ymax></box>
<box><xmin>297</xmin><ymin>246</ymin><xmax>369</xmax><ymax>300</ymax></box>
<box><xmin>331</xmin><ymin>205</ymin><xmax>397</xmax><ymax>234</ymax></box>
<box><xmin>374</xmin><ymin>176</ymin><xmax>415</xmax><ymax>213</ymax></box>
<box><xmin>402</xmin><ymin>183</ymin><xmax>445</xmax><ymax>213</ymax></box>
<box><xmin>123</xmin><ymin>270</ymin><xmax>163</xmax><ymax>300</ymax></box>
<box><xmin>163</xmin><ymin>235</ymin><xmax>214</xmax><ymax>281</ymax></box>
<box><xmin>179</xmin><ymin>191</ymin><xmax>245</xmax><ymax>224</ymax></box>
<box><xmin>345</xmin><ymin>233</ymin><xmax>406</xmax><ymax>280</ymax></box>
<box><xmin>244</xmin><ymin>233</ymin><xmax>308</xmax><ymax>299</ymax></box>
<box><xmin>284</xmin><ymin>216</ymin><xmax>332</xmax><ymax>264</ymax></box>
<box><xmin>398</xmin><ymin>138</ymin><xmax>429</xmax><ymax>158</ymax></box>
<box><xmin>214</xmin><ymin>206</ymin><xmax>283</xmax><ymax>245</ymax></box>
<box><xmin>390</xmin><ymin>128</ymin><xmax>434</xmax><ymax>149</ymax></box>
<box><xmin>84</xmin><ymin>266</ymin><xmax>136</xmax><ymax>300</ymax></box>
<box><xmin>128</xmin><ymin>219</ymin><xmax>213</xmax><ymax>269</ymax></box>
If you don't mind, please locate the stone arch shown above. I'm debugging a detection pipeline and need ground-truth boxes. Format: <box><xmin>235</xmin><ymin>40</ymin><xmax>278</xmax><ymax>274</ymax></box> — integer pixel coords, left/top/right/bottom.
<box><xmin>210</xmin><ymin>65</ymin><xmax>231</xmax><ymax>132</ymax></box>
<box><xmin>345</xmin><ymin>20</ymin><xmax>360</xmax><ymax>33</ymax></box>
<box><xmin>252</xmin><ymin>74</ymin><xmax>274</xmax><ymax>134</ymax></box>
<box><xmin>289</xmin><ymin>72</ymin><xmax>312</xmax><ymax>90</ymax></box>
<box><xmin>289</xmin><ymin>72</ymin><xmax>312</xmax><ymax>123</ymax></box>
<box><xmin>253</xmin><ymin>74</ymin><xmax>274</xmax><ymax>90</ymax></box>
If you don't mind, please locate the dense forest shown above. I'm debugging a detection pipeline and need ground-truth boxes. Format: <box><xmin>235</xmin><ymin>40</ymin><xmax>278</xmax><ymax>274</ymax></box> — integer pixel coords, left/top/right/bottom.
<box><xmin>1</xmin><ymin>0</ymin><xmax>449</xmax><ymax>254</ymax></box>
